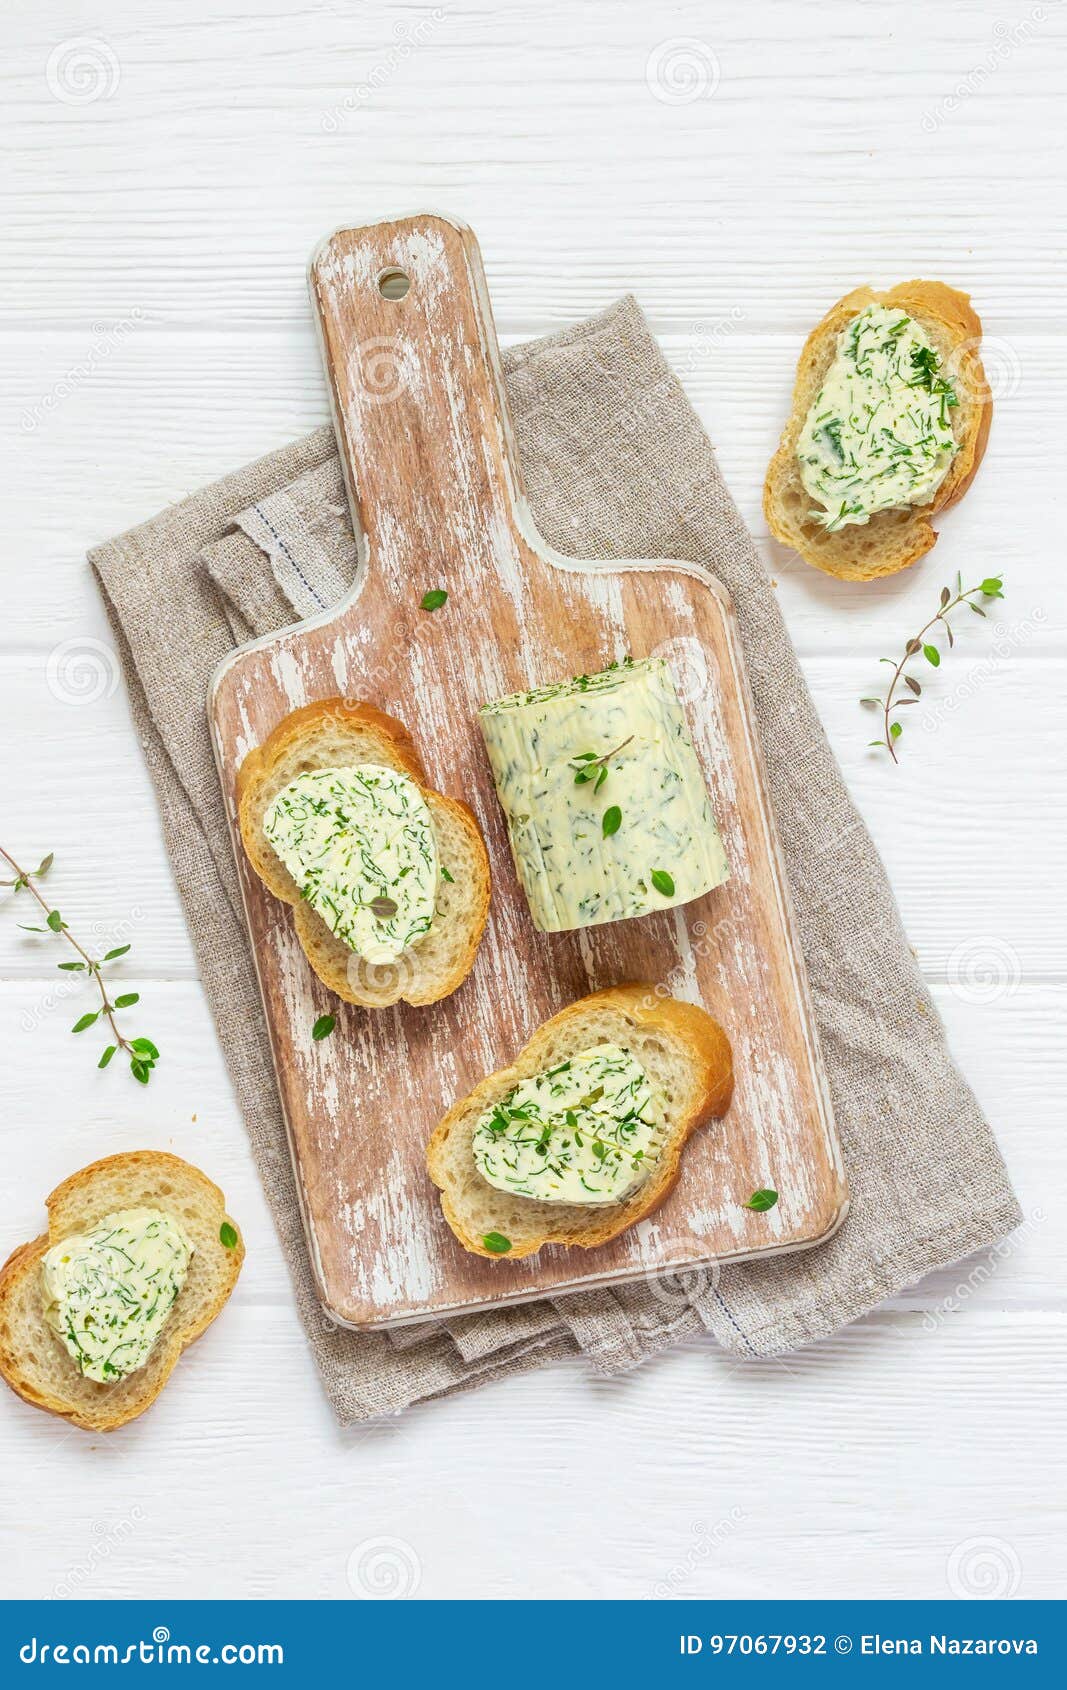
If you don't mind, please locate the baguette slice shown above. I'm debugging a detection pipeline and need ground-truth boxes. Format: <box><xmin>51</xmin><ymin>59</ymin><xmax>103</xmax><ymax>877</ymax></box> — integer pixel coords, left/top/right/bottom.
<box><xmin>0</xmin><ymin>1152</ymin><xmax>244</xmax><ymax>1432</ymax></box>
<box><xmin>764</xmin><ymin>281</ymin><xmax>992</xmax><ymax>581</ymax></box>
<box><xmin>427</xmin><ymin>984</ymin><xmax>733</xmax><ymax>1258</ymax></box>
<box><xmin>237</xmin><ymin>698</ymin><xmax>491</xmax><ymax>1008</ymax></box>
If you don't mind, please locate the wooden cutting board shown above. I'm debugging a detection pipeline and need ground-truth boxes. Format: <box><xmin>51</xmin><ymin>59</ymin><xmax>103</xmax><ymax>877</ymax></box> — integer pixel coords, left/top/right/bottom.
<box><xmin>209</xmin><ymin>212</ymin><xmax>847</xmax><ymax>1328</ymax></box>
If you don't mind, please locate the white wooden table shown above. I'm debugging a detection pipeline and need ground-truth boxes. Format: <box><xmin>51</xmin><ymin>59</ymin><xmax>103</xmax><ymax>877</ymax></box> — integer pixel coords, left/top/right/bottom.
<box><xmin>2</xmin><ymin>0</ymin><xmax>1064</xmax><ymax>1601</ymax></box>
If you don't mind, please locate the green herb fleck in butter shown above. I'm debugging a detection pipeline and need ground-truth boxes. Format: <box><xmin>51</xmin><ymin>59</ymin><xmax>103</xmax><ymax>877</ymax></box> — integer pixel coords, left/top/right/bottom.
<box><xmin>42</xmin><ymin>1208</ymin><xmax>194</xmax><ymax>1384</ymax></box>
<box><xmin>797</xmin><ymin>304</ymin><xmax>960</xmax><ymax>533</ymax></box>
<box><xmin>263</xmin><ymin>764</ymin><xmax>438</xmax><ymax>964</ymax></box>
<box><xmin>472</xmin><ymin>1043</ymin><xmax>663</xmax><ymax>1205</ymax></box>
<box><xmin>479</xmin><ymin>658</ymin><xmax>729</xmax><ymax>933</ymax></box>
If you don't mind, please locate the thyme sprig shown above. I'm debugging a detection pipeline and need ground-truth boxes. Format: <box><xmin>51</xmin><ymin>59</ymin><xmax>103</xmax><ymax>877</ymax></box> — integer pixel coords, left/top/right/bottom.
<box><xmin>862</xmin><ymin>573</ymin><xmax>1005</xmax><ymax>763</ymax></box>
<box><xmin>570</xmin><ymin>735</ymin><xmax>634</xmax><ymax>792</ymax></box>
<box><xmin>0</xmin><ymin>847</ymin><xmax>160</xmax><ymax>1084</ymax></box>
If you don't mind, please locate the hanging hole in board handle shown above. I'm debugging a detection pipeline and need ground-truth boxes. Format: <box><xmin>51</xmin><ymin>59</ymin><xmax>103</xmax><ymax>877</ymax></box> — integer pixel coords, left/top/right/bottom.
<box><xmin>378</xmin><ymin>268</ymin><xmax>411</xmax><ymax>301</ymax></box>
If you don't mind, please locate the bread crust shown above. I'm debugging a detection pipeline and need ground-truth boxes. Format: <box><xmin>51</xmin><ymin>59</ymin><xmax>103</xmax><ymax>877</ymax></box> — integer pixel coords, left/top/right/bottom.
<box><xmin>0</xmin><ymin>1152</ymin><xmax>244</xmax><ymax>1432</ymax></box>
<box><xmin>427</xmin><ymin>984</ymin><xmax>734</xmax><ymax>1258</ymax></box>
<box><xmin>764</xmin><ymin>280</ymin><xmax>993</xmax><ymax>581</ymax></box>
<box><xmin>237</xmin><ymin>697</ymin><xmax>491</xmax><ymax>1008</ymax></box>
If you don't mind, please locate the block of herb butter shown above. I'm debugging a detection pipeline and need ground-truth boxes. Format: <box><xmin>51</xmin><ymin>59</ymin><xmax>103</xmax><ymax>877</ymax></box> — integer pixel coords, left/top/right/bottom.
<box><xmin>478</xmin><ymin>657</ymin><xmax>728</xmax><ymax>932</ymax></box>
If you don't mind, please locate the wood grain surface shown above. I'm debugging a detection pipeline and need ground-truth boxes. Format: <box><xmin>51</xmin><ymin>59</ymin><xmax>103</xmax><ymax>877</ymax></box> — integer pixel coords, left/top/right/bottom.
<box><xmin>209</xmin><ymin>214</ymin><xmax>845</xmax><ymax>1326</ymax></box>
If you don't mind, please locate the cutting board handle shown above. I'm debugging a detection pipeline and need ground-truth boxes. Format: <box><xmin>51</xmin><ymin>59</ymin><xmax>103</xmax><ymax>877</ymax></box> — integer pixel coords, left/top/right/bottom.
<box><xmin>309</xmin><ymin>213</ymin><xmax>528</xmax><ymax>596</ymax></box>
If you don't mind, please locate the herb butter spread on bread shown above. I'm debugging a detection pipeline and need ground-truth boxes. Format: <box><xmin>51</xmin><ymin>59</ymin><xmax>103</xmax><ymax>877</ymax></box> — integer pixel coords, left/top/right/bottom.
<box><xmin>479</xmin><ymin>658</ymin><xmax>728</xmax><ymax>934</ymax></box>
<box><xmin>797</xmin><ymin>305</ymin><xmax>960</xmax><ymax>532</ymax></box>
<box><xmin>237</xmin><ymin>699</ymin><xmax>490</xmax><ymax>1008</ymax></box>
<box><xmin>428</xmin><ymin>985</ymin><xmax>734</xmax><ymax>1258</ymax></box>
<box><xmin>42</xmin><ymin>1208</ymin><xmax>193</xmax><ymax>1384</ymax></box>
<box><xmin>764</xmin><ymin>281</ymin><xmax>992</xmax><ymax>581</ymax></box>
<box><xmin>0</xmin><ymin>1151</ymin><xmax>243</xmax><ymax>1432</ymax></box>
<box><xmin>264</xmin><ymin>763</ymin><xmax>437</xmax><ymax>965</ymax></box>
<box><xmin>472</xmin><ymin>1043</ymin><xmax>663</xmax><ymax>1205</ymax></box>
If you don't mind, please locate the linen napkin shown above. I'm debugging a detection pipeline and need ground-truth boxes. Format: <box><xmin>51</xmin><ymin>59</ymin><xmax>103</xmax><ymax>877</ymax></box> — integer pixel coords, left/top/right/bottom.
<box><xmin>90</xmin><ymin>297</ymin><xmax>1021</xmax><ymax>1422</ymax></box>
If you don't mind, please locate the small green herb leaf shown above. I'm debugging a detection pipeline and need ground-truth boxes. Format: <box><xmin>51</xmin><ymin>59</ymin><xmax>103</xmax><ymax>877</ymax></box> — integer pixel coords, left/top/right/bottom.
<box><xmin>46</xmin><ymin>909</ymin><xmax>64</xmax><ymax>932</ymax></box>
<box><xmin>440</xmin><ymin>866</ymin><xmax>455</xmax><ymax>884</ymax></box>
<box><xmin>482</xmin><ymin>1232</ymin><xmax>512</xmax><ymax>1255</ymax></box>
<box><xmin>312</xmin><ymin>1013</ymin><xmax>336</xmax><ymax>1042</ymax></box>
<box><xmin>72</xmin><ymin>1011</ymin><xmax>99</xmax><ymax>1033</ymax></box>
<box><xmin>113</xmin><ymin>991</ymin><xmax>139</xmax><ymax>1008</ymax></box>
<box><xmin>219</xmin><ymin>1221</ymin><xmax>239</xmax><ymax>1250</ymax></box>
<box><xmin>130</xmin><ymin>1037</ymin><xmax>159</xmax><ymax>1059</ymax></box>
<box><xmin>650</xmin><ymin>869</ymin><xmax>675</xmax><ymax>897</ymax></box>
<box><xmin>744</xmin><ymin>1188</ymin><xmax>779</xmax><ymax>1212</ymax></box>
<box><xmin>602</xmin><ymin>805</ymin><xmax>622</xmax><ymax>838</ymax></box>
<box><xmin>130</xmin><ymin>1058</ymin><xmax>151</xmax><ymax>1084</ymax></box>
<box><xmin>890</xmin><ymin>721</ymin><xmax>903</xmax><ymax>740</ymax></box>
<box><xmin>922</xmin><ymin>643</ymin><xmax>941</xmax><ymax>667</ymax></box>
<box><xmin>367</xmin><ymin>896</ymin><xmax>398</xmax><ymax>920</ymax></box>
<box><xmin>103</xmin><ymin>943</ymin><xmax>131</xmax><ymax>961</ymax></box>
<box><xmin>420</xmin><ymin>588</ymin><xmax>448</xmax><ymax>612</ymax></box>
<box><xmin>57</xmin><ymin>960</ymin><xmax>85</xmax><ymax>971</ymax></box>
<box><xmin>36</xmin><ymin>853</ymin><xmax>55</xmax><ymax>877</ymax></box>
<box><xmin>98</xmin><ymin>1045</ymin><xmax>117</xmax><ymax>1069</ymax></box>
